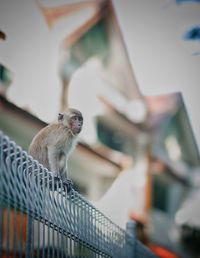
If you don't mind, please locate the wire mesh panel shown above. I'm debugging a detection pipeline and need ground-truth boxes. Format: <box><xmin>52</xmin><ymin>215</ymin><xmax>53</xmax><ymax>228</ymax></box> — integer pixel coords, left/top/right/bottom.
<box><xmin>0</xmin><ymin>131</ymin><xmax>157</xmax><ymax>258</ymax></box>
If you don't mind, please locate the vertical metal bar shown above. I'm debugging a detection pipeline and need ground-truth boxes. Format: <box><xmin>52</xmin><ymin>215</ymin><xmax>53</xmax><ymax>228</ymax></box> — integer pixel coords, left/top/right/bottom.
<box><xmin>98</xmin><ymin>214</ymin><xmax>101</xmax><ymax>258</ymax></box>
<box><xmin>62</xmin><ymin>190</ymin><xmax>67</xmax><ymax>258</ymax></box>
<box><xmin>26</xmin><ymin>213</ymin><xmax>34</xmax><ymax>257</ymax></box>
<box><xmin>42</xmin><ymin>222</ymin><xmax>45</xmax><ymax>258</ymax></box>
<box><xmin>69</xmin><ymin>191</ymin><xmax>72</xmax><ymax>258</ymax></box>
<box><xmin>94</xmin><ymin>208</ymin><xmax>97</xmax><ymax>258</ymax></box>
<box><xmin>13</xmin><ymin>208</ymin><xmax>17</xmax><ymax>258</ymax></box>
<box><xmin>36</xmin><ymin>163</ymin><xmax>41</xmax><ymax>258</ymax></box>
<box><xmin>63</xmin><ymin>191</ymin><xmax>68</xmax><ymax>258</ymax></box>
<box><xmin>46</xmin><ymin>171</ymin><xmax>50</xmax><ymax>258</ymax></box>
<box><xmin>83</xmin><ymin>202</ymin><xmax>86</xmax><ymax>255</ymax></box>
<box><xmin>60</xmin><ymin>185</ymin><xmax>65</xmax><ymax>258</ymax></box>
<box><xmin>0</xmin><ymin>134</ymin><xmax>3</xmax><ymax>258</ymax></box>
<box><xmin>42</xmin><ymin>172</ymin><xmax>46</xmax><ymax>258</ymax></box>
<box><xmin>84</xmin><ymin>200</ymin><xmax>88</xmax><ymax>249</ymax></box>
<box><xmin>6</xmin><ymin>206</ymin><xmax>10</xmax><ymax>258</ymax></box>
<box><xmin>77</xmin><ymin>241</ymin><xmax>80</xmax><ymax>258</ymax></box>
<box><xmin>62</xmin><ymin>233</ymin><xmax>66</xmax><ymax>258</ymax></box>
<box><xmin>69</xmin><ymin>236</ymin><xmax>72</xmax><ymax>258</ymax></box>
<box><xmin>19</xmin><ymin>154</ymin><xmax>31</xmax><ymax>258</ymax></box>
<box><xmin>56</xmin><ymin>180</ymin><xmax>60</xmax><ymax>258</ymax></box>
<box><xmin>57</xmin><ymin>230</ymin><xmax>60</xmax><ymax>258</ymax></box>
<box><xmin>74</xmin><ymin>239</ymin><xmax>77</xmax><ymax>258</ymax></box>
<box><xmin>13</xmin><ymin>162</ymin><xmax>18</xmax><ymax>258</ymax></box>
<box><xmin>80</xmin><ymin>241</ymin><xmax>81</xmax><ymax>258</ymax></box>
<box><xmin>31</xmin><ymin>223</ymin><xmax>34</xmax><ymax>257</ymax></box>
<box><xmin>51</xmin><ymin>175</ymin><xmax>55</xmax><ymax>258</ymax></box>
<box><xmin>94</xmin><ymin>207</ymin><xmax>97</xmax><ymax>252</ymax></box>
<box><xmin>19</xmin><ymin>210</ymin><xmax>23</xmax><ymax>258</ymax></box>
<box><xmin>77</xmin><ymin>193</ymin><xmax>80</xmax><ymax>258</ymax></box>
<box><xmin>5</xmin><ymin>141</ymin><xmax>12</xmax><ymax>258</ymax></box>
<box><xmin>0</xmin><ymin>204</ymin><xmax>2</xmax><ymax>258</ymax></box>
<box><xmin>52</xmin><ymin>227</ymin><xmax>55</xmax><ymax>258</ymax></box>
<box><xmin>125</xmin><ymin>220</ymin><xmax>136</xmax><ymax>258</ymax></box>
<box><xmin>37</xmin><ymin>221</ymin><xmax>40</xmax><ymax>258</ymax></box>
<box><xmin>31</xmin><ymin>216</ymin><xmax>34</xmax><ymax>255</ymax></box>
<box><xmin>73</xmin><ymin>191</ymin><xmax>76</xmax><ymax>240</ymax></box>
<box><xmin>61</xmin><ymin>228</ymin><xmax>64</xmax><ymax>258</ymax></box>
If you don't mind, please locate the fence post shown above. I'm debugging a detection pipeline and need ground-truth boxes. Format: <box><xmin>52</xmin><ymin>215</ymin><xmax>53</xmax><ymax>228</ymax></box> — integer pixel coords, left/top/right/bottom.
<box><xmin>125</xmin><ymin>220</ymin><xmax>136</xmax><ymax>258</ymax></box>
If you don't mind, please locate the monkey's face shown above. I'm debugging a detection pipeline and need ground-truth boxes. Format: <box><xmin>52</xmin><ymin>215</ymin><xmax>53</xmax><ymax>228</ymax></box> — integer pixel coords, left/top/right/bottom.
<box><xmin>69</xmin><ymin>113</ymin><xmax>83</xmax><ymax>135</ymax></box>
<box><xmin>58</xmin><ymin>109</ymin><xmax>83</xmax><ymax>135</ymax></box>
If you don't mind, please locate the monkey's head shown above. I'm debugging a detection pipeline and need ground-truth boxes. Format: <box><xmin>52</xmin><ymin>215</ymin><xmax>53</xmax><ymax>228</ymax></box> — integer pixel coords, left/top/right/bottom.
<box><xmin>58</xmin><ymin>108</ymin><xmax>83</xmax><ymax>135</ymax></box>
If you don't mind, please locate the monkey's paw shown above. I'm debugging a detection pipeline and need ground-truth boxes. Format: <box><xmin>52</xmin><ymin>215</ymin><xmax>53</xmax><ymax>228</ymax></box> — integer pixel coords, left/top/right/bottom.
<box><xmin>48</xmin><ymin>174</ymin><xmax>63</xmax><ymax>191</ymax></box>
<box><xmin>62</xmin><ymin>178</ymin><xmax>73</xmax><ymax>193</ymax></box>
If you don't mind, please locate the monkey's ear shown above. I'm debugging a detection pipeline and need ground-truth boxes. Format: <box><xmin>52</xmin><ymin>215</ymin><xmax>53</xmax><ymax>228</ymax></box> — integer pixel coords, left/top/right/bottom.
<box><xmin>58</xmin><ymin>113</ymin><xmax>64</xmax><ymax>122</ymax></box>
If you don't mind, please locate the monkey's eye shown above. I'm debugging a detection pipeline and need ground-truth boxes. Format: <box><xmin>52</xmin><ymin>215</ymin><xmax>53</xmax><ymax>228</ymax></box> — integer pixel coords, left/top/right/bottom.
<box><xmin>70</xmin><ymin>112</ymin><xmax>83</xmax><ymax>122</ymax></box>
<box><xmin>72</xmin><ymin>115</ymin><xmax>83</xmax><ymax>122</ymax></box>
<box><xmin>78</xmin><ymin>116</ymin><xmax>83</xmax><ymax>122</ymax></box>
<box><xmin>71</xmin><ymin>116</ymin><xmax>76</xmax><ymax>121</ymax></box>
<box><xmin>76</xmin><ymin>115</ymin><xmax>83</xmax><ymax>122</ymax></box>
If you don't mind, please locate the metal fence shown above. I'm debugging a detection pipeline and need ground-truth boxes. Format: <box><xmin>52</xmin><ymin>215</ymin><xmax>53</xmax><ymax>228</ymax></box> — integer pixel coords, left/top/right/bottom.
<box><xmin>0</xmin><ymin>131</ymin><xmax>156</xmax><ymax>258</ymax></box>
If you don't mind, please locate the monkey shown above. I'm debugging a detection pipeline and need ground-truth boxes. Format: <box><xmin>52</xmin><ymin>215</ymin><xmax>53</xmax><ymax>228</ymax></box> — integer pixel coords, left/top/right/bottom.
<box><xmin>28</xmin><ymin>108</ymin><xmax>83</xmax><ymax>191</ymax></box>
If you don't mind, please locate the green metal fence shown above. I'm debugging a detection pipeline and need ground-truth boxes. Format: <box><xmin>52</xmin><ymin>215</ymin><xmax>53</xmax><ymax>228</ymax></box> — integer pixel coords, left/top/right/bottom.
<box><xmin>0</xmin><ymin>131</ymin><xmax>156</xmax><ymax>258</ymax></box>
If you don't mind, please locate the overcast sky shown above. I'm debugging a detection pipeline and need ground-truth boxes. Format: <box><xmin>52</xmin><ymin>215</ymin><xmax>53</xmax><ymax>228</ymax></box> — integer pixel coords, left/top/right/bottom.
<box><xmin>0</xmin><ymin>0</ymin><xmax>200</xmax><ymax>151</ymax></box>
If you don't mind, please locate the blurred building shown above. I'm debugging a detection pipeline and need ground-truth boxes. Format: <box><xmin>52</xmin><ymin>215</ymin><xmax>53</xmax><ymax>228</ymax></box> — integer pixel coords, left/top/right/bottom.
<box><xmin>145</xmin><ymin>93</ymin><xmax>200</xmax><ymax>257</ymax></box>
<box><xmin>0</xmin><ymin>0</ymin><xmax>200</xmax><ymax>257</ymax></box>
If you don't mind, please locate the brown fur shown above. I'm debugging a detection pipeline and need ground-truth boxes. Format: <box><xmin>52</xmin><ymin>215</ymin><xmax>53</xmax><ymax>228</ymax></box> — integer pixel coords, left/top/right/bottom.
<box><xmin>28</xmin><ymin>109</ymin><xmax>83</xmax><ymax>179</ymax></box>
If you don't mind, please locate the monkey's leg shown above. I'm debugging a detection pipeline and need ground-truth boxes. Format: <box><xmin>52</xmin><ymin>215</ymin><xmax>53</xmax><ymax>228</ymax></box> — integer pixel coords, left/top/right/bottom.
<box><xmin>60</xmin><ymin>168</ymin><xmax>73</xmax><ymax>193</ymax></box>
<box><xmin>47</xmin><ymin>146</ymin><xmax>64</xmax><ymax>191</ymax></box>
<box><xmin>47</xmin><ymin>147</ymin><xmax>73</xmax><ymax>192</ymax></box>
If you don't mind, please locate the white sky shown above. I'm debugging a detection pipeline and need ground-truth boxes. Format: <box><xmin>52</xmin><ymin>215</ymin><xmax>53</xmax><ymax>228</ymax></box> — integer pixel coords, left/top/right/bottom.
<box><xmin>0</xmin><ymin>0</ymin><xmax>200</xmax><ymax>151</ymax></box>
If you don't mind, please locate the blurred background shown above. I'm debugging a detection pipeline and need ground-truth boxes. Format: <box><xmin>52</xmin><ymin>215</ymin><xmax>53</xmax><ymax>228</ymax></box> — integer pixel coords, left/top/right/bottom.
<box><xmin>0</xmin><ymin>0</ymin><xmax>200</xmax><ymax>257</ymax></box>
